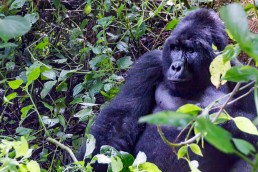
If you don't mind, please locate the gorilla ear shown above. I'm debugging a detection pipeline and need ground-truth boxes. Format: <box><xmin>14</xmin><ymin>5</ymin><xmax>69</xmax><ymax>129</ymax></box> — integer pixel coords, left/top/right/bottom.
<box><xmin>211</xmin><ymin>27</ymin><xmax>228</xmax><ymax>51</ymax></box>
<box><xmin>209</xmin><ymin>12</ymin><xmax>228</xmax><ymax>51</ymax></box>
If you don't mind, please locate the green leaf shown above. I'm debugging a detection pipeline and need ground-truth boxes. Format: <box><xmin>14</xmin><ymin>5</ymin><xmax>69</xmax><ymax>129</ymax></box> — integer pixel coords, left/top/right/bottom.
<box><xmin>223</xmin><ymin>66</ymin><xmax>258</xmax><ymax>82</ymax></box>
<box><xmin>84</xmin><ymin>134</ymin><xmax>96</xmax><ymax>159</ymax></box>
<box><xmin>232</xmin><ymin>117</ymin><xmax>258</xmax><ymax>135</ymax></box>
<box><xmin>0</xmin><ymin>42</ymin><xmax>18</xmax><ymax>48</ymax></box>
<box><xmin>189</xmin><ymin>144</ymin><xmax>203</xmax><ymax>157</ymax></box>
<box><xmin>97</xmin><ymin>16</ymin><xmax>113</xmax><ymax>27</ymax></box>
<box><xmin>232</xmin><ymin>138</ymin><xmax>256</xmax><ymax>155</ymax></box>
<box><xmin>24</xmin><ymin>13</ymin><xmax>39</xmax><ymax>24</ymax></box>
<box><xmin>13</xmin><ymin>136</ymin><xmax>29</xmax><ymax>158</ymax></box>
<box><xmin>58</xmin><ymin>69</ymin><xmax>77</xmax><ymax>82</ymax></box>
<box><xmin>84</xmin><ymin>4</ymin><xmax>92</xmax><ymax>14</ymax></box>
<box><xmin>27</xmin><ymin>160</ymin><xmax>40</xmax><ymax>172</ymax></box>
<box><xmin>209</xmin><ymin>113</ymin><xmax>231</xmax><ymax>125</ymax></box>
<box><xmin>210</xmin><ymin>54</ymin><xmax>231</xmax><ymax>88</ymax></box>
<box><xmin>139</xmin><ymin>162</ymin><xmax>162</xmax><ymax>172</ymax></box>
<box><xmin>111</xmin><ymin>156</ymin><xmax>123</xmax><ymax>172</ymax></box>
<box><xmin>116</xmin><ymin>56</ymin><xmax>133</xmax><ymax>69</ymax></box>
<box><xmin>42</xmin><ymin>116</ymin><xmax>59</xmax><ymax>128</ymax></box>
<box><xmin>58</xmin><ymin>115</ymin><xmax>66</xmax><ymax>128</ymax></box>
<box><xmin>89</xmin><ymin>81</ymin><xmax>103</xmax><ymax>97</ymax></box>
<box><xmin>42</xmin><ymin>101</ymin><xmax>54</xmax><ymax>112</ymax></box>
<box><xmin>165</xmin><ymin>19</ymin><xmax>179</xmax><ymax>30</ymax></box>
<box><xmin>119</xmin><ymin>151</ymin><xmax>135</xmax><ymax>171</ymax></box>
<box><xmin>176</xmin><ymin>104</ymin><xmax>202</xmax><ymax>116</ymax></box>
<box><xmin>73</xmin><ymin>83</ymin><xmax>84</xmax><ymax>97</ymax></box>
<box><xmin>139</xmin><ymin>111</ymin><xmax>193</xmax><ymax>127</ymax></box>
<box><xmin>35</xmin><ymin>37</ymin><xmax>49</xmax><ymax>50</ymax></box>
<box><xmin>6</xmin><ymin>92</ymin><xmax>17</xmax><ymax>102</ymax></box>
<box><xmin>40</xmin><ymin>80</ymin><xmax>57</xmax><ymax>99</ymax></box>
<box><xmin>220</xmin><ymin>4</ymin><xmax>258</xmax><ymax>61</ymax></box>
<box><xmin>0</xmin><ymin>16</ymin><xmax>31</xmax><ymax>42</ymax></box>
<box><xmin>41</xmin><ymin>69</ymin><xmax>56</xmax><ymax>80</ymax></box>
<box><xmin>10</xmin><ymin>0</ymin><xmax>26</xmax><ymax>10</ymax></box>
<box><xmin>196</xmin><ymin>118</ymin><xmax>235</xmax><ymax>154</ymax></box>
<box><xmin>222</xmin><ymin>44</ymin><xmax>241</xmax><ymax>62</ymax></box>
<box><xmin>21</xmin><ymin>105</ymin><xmax>33</xmax><ymax>120</ymax></box>
<box><xmin>8</xmin><ymin>79</ymin><xmax>23</xmax><ymax>89</ymax></box>
<box><xmin>26</xmin><ymin>66</ymin><xmax>41</xmax><ymax>88</ymax></box>
<box><xmin>177</xmin><ymin>145</ymin><xmax>188</xmax><ymax>159</ymax></box>
<box><xmin>116</xmin><ymin>41</ymin><xmax>129</xmax><ymax>52</ymax></box>
<box><xmin>53</xmin><ymin>0</ymin><xmax>60</xmax><ymax>9</ymax></box>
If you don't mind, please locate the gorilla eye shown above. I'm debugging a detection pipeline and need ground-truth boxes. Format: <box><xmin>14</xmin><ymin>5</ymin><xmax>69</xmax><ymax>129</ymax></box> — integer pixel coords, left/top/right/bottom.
<box><xmin>188</xmin><ymin>47</ymin><xmax>194</xmax><ymax>53</ymax></box>
<box><xmin>174</xmin><ymin>46</ymin><xmax>180</xmax><ymax>51</ymax></box>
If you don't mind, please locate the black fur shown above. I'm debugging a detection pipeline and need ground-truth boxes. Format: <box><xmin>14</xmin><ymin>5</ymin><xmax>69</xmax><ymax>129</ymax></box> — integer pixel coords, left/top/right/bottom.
<box><xmin>78</xmin><ymin>9</ymin><xmax>257</xmax><ymax>172</ymax></box>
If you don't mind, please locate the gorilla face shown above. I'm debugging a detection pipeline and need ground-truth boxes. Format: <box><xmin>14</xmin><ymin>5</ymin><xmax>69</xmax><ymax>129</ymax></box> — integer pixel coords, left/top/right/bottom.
<box><xmin>161</xmin><ymin>9</ymin><xmax>228</xmax><ymax>97</ymax></box>
<box><xmin>162</xmin><ymin>36</ymin><xmax>215</xmax><ymax>96</ymax></box>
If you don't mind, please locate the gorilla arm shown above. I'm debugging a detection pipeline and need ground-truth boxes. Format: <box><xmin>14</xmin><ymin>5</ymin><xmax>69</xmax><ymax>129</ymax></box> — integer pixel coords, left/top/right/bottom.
<box><xmin>77</xmin><ymin>50</ymin><xmax>163</xmax><ymax>160</ymax></box>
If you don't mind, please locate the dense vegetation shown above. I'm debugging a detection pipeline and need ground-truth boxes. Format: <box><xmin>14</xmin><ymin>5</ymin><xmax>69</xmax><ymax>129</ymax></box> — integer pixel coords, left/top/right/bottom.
<box><xmin>0</xmin><ymin>0</ymin><xmax>258</xmax><ymax>171</ymax></box>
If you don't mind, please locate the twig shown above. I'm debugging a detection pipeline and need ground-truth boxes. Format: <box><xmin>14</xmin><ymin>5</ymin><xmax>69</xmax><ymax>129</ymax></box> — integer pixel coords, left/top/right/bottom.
<box><xmin>47</xmin><ymin>137</ymin><xmax>78</xmax><ymax>163</ymax></box>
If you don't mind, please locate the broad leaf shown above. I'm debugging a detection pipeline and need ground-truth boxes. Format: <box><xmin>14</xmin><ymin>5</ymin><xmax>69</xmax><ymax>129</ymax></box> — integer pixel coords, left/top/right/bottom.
<box><xmin>210</xmin><ymin>54</ymin><xmax>231</xmax><ymax>88</ymax></box>
<box><xmin>139</xmin><ymin>162</ymin><xmax>162</xmax><ymax>172</ymax></box>
<box><xmin>139</xmin><ymin>111</ymin><xmax>193</xmax><ymax>127</ymax></box>
<box><xmin>40</xmin><ymin>80</ymin><xmax>57</xmax><ymax>99</ymax></box>
<box><xmin>196</xmin><ymin>118</ymin><xmax>235</xmax><ymax>154</ymax></box>
<box><xmin>220</xmin><ymin>4</ymin><xmax>258</xmax><ymax>61</ymax></box>
<box><xmin>232</xmin><ymin>117</ymin><xmax>258</xmax><ymax>135</ymax></box>
<box><xmin>10</xmin><ymin>0</ymin><xmax>26</xmax><ymax>10</ymax></box>
<box><xmin>177</xmin><ymin>104</ymin><xmax>202</xmax><ymax>116</ymax></box>
<box><xmin>177</xmin><ymin>145</ymin><xmax>188</xmax><ymax>159</ymax></box>
<box><xmin>0</xmin><ymin>16</ymin><xmax>31</xmax><ymax>42</ymax></box>
<box><xmin>8</xmin><ymin>79</ymin><xmax>23</xmax><ymax>89</ymax></box>
<box><xmin>13</xmin><ymin>136</ymin><xmax>29</xmax><ymax>158</ymax></box>
<box><xmin>26</xmin><ymin>160</ymin><xmax>40</xmax><ymax>172</ymax></box>
<box><xmin>222</xmin><ymin>44</ymin><xmax>241</xmax><ymax>62</ymax></box>
<box><xmin>116</xmin><ymin>56</ymin><xmax>133</xmax><ymax>69</ymax></box>
<box><xmin>21</xmin><ymin>105</ymin><xmax>33</xmax><ymax>120</ymax></box>
<box><xmin>111</xmin><ymin>157</ymin><xmax>123</xmax><ymax>172</ymax></box>
<box><xmin>84</xmin><ymin>134</ymin><xmax>96</xmax><ymax>159</ymax></box>
<box><xmin>232</xmin><ymin>138</ymin><xmax>256</xmax><ymax>155</ymax></box>
<box><xmin>165</xmin><ymin>19</ymin><xmax>179</xmax><ymax>30</ymax></box>
<box><xmin>223</xmin><ymin>66</ymin><xmax>258</xmax><ymax>82</ymax></box>
<box><xmin>190</xmin><ymin>144</ymin><xmax>203</xmax><ymax>157</ymax></box>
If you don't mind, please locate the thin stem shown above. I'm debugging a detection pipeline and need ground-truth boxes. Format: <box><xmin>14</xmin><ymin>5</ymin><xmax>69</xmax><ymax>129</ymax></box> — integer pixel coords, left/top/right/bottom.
<box><xmin>212</xmin><ymin>82</ymin><xmax>241</xmax><ymax>123</ymax></box>
<box><xmin>25</xmin><ymin>89</ymin><xmax>50</xmax><ymax>137</ymax></box>
<box><xmin>47</xmin><ymin>137</ymin><xmax>78</xmax><ymax>163</ymax></box>
<box><xmin>157</xmin><ymin>125</ymin><xmax>181</xmax><ymax>147</ymax></box>
<box><xmin>234</xmin><ymin>150</ymin><xmax>255</xmax><ymax>166</ymax></box>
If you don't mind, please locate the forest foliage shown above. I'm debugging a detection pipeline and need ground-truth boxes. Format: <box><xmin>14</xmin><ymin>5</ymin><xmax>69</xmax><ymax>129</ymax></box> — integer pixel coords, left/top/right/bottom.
<box><xmin>0</xmin><ymin>0</ymin><xmax>258</xmax><ymax>172</ymax></box>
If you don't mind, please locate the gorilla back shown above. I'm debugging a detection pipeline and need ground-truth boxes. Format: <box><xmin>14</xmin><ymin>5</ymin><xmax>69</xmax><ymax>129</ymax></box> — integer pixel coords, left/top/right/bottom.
<box><xmin>78</xmin><ymin>9</ymin><xmax>257</xmax><ymax>172</ymax></box>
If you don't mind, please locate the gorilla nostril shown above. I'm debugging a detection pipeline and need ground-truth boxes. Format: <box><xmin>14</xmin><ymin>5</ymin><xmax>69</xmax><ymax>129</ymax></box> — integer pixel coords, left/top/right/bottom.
<box><xmin>172</xmin><ymin>66</ymin><xmax>176</xmax><ymax>71</ymax></box>
<box><xmin>176</xmin><ymin>66</ymin><xmax>181</xmax><ymax>72</ymax></box>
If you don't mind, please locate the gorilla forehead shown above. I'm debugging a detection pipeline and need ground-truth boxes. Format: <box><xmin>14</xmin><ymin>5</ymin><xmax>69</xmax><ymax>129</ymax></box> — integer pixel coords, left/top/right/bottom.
<box><xmin>170</xmin><ymin>9</ymin><xmax>223</xmax><ymax>46</ymax></box>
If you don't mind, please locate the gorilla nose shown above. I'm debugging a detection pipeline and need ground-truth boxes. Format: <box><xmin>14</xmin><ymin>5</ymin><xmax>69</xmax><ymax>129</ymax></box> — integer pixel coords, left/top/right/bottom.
<box><xmin>171</xmin><ymin>61</ymin><xmax>184</xmax><ymax>73</ymax></box>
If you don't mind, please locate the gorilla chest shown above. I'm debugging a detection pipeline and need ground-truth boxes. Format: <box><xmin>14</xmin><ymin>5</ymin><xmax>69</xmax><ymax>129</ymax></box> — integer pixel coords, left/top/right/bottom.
<box><xmin>153</xmin><ymin>83</ymin><xmax>226</xmax><ymax>113</ymax></box>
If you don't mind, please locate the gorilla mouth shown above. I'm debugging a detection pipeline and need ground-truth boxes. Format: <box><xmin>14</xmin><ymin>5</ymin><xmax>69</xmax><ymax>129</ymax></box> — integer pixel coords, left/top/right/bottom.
<box><xmin>167</xmin><ymin>78</ymin><xmax>191</xmax><ymax>83</ymax></box>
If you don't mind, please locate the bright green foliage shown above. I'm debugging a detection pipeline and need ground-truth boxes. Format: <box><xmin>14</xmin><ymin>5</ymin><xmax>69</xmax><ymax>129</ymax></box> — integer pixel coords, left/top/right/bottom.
<box><xmin>139</xmin><ymin>111</ymin><xmax>193</xmax><ymax>127</ymax></box>
<box><xmin>176</xmin><ymin>104</ymin><xmax>202</xmax><ymax>116</ymax></box>
<box><xmin>220</xmin><ymin>3</ymin><xmax>258</xmax><ymax>62</ymax></box>
<box><xmin>0</xmin><ymin>137</ymin><xmax>40</xmax><ymax>172</ymax></box>
<box><xmin>196</xmin><ymin>118</ymin><xmax>235</xmax><ymax>154</ymax></box>
<box><xmin>232</xmin><ymin>117</ymin><xmax>258</xmax><ymax>135</ymax></box>
<box><xmin>233</xmin><ymin>138</ymin><xmax>256</xmax><ymax>155</ymax></box>
<box><xmin>0</xmin><ymin>16</ymin><xmax>31</xmax><ymax>42</ymax></box>
<box><xmin>210</xmin><ymin>54</ymin><xmax>231</xmax><ymax>88</ymax></box>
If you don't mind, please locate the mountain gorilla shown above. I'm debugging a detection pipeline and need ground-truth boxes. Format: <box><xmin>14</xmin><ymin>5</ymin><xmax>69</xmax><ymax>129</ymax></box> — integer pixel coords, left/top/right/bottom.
<box><xmin>78</xmin><ymin>9</ymin><xmax>257</xmax><ymax>172</ymax></box>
